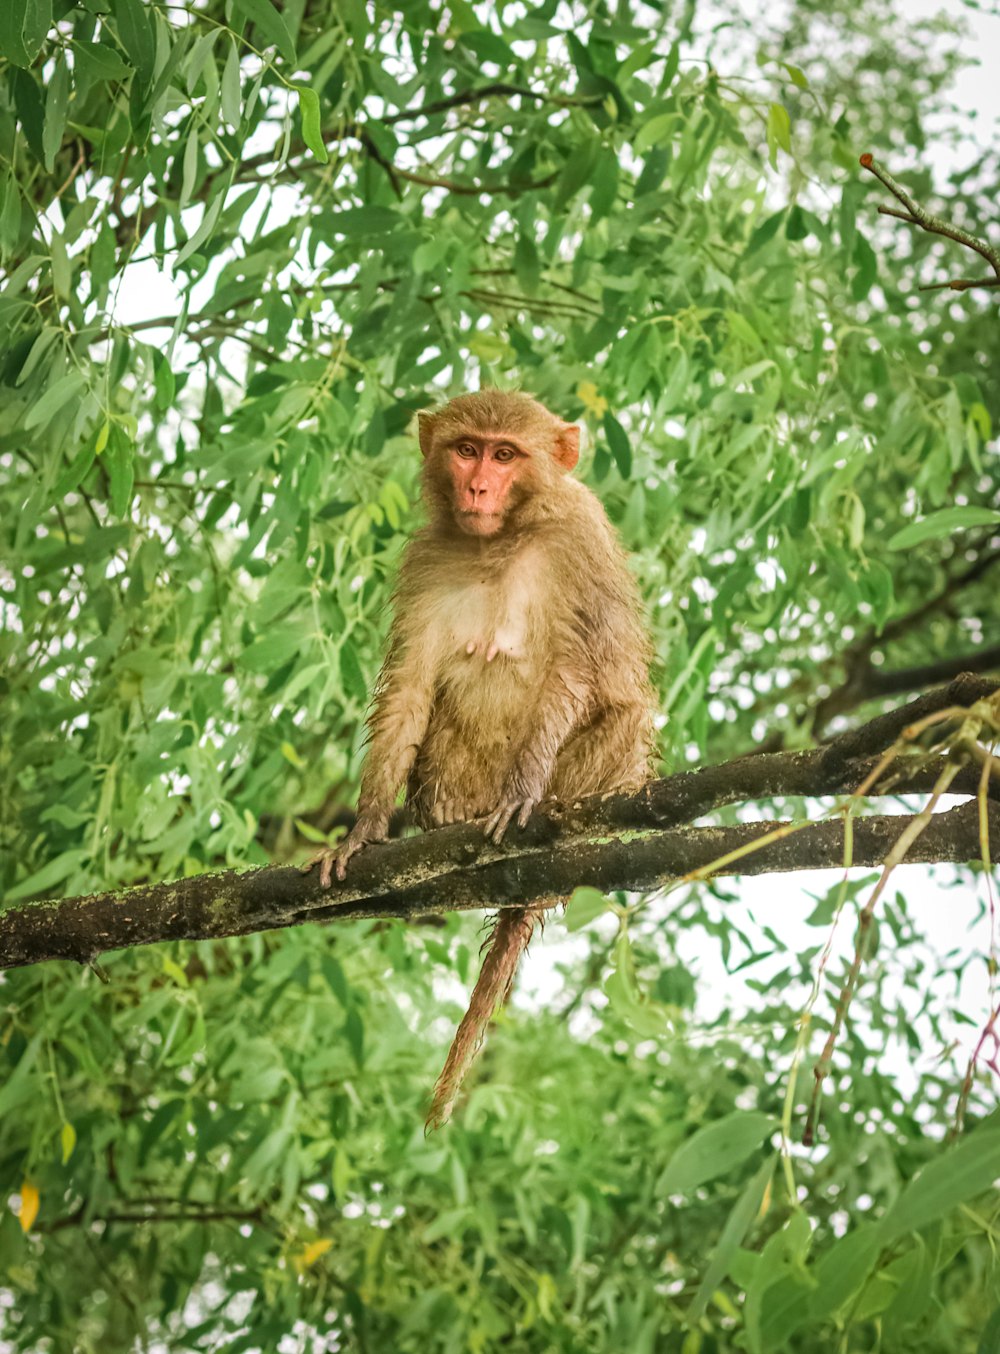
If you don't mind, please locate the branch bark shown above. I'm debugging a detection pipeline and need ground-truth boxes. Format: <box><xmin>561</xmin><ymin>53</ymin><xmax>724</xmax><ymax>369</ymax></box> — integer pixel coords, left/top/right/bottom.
<box><xmin>2</xmin><ymin>678</ymin><xmax>997</xmax><ymax>972</ymax></box>
<box><xmin>859</xmin><ymin>152</ymin><xmax>1000</xmax><ymax>289</ymax></box>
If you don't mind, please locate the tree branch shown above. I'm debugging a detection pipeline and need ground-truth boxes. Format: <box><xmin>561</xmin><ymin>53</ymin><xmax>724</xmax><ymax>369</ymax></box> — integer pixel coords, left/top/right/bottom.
<box><xmin>860</xmin><ymin>152</ymin><xmax>1000</xmax><ymax>288</ymax></box>
<box><xmin>2</xmin><ymin>680</ymin><xmax>997</xmax><ymax>972</ymax></box>
<box><xmin>809</xmin><ymin>551</ymin><xmax>1000</xmax><ymax>736</ymax></box>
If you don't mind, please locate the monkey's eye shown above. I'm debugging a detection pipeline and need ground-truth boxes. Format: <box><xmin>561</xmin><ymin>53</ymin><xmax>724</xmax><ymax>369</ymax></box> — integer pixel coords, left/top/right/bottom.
<box><xmin>493</xmin><ymin>446</ymin><xmax>517</xmax><ymax>463</ymax></box>
<box><xmin>455</xmin><ymin>443</ymin><xmax>477</xmax><ymax>459</ymax></box>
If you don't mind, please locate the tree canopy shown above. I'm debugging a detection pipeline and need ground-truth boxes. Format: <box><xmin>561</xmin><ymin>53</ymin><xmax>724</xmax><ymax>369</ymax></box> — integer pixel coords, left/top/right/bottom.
<box><xmin>1</xmin><ymin>0</ymin><xmax>999</xmax><ymax>1349</ymax></box>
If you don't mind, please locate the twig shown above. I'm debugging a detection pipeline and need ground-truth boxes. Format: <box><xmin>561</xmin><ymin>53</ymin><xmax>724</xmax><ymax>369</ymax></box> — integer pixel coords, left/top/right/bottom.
<box><xmin>859</xmin><ymin>152</ymin><xmax>1000</xmax><ymax>288</ymax></box>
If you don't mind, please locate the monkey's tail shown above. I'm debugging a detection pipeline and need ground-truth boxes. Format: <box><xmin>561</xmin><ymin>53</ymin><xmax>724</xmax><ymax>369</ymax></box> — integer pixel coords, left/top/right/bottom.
<box><xmin>425</xmin><ymin>906</ymin><xmax>538</xmax><ymax>1131</ymax></box>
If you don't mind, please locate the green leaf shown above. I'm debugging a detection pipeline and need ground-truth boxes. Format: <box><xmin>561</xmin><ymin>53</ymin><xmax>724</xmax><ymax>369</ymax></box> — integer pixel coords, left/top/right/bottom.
<box><xmin>4</xmin><ymin>849</ymin><xmax>90</xmax><ymax>903</ymax></box>
<box><xmin>766</xmin><ymin>103</ymin><xmax>791</xmax><ymax>168</ymax></box>
<box><xmin>602</xmin><ymin>411</ymin><xmax>632</xmax><ymax>479</ymax></box>
<box><xmin>514</xmin><ymin>233</ymin><xmax>539</xmax><ymax>294</ymax></box>
<box><xmin>0</xmin><ymin>174</ymin><xmax>23</xmax><ymax>259</ymax></box>
<box><xmin>71</xmin><ymin>39</ymin><xmax>132</xmax><ymax>83</ymax></box>
<box><xmin>24</xmin><ymin>370</ymin><xmax>87</xmax><ymax>431</ymax></box>
<box><xmin>810</xmin><ymin>1223</ymin><xmax>884</xmax><ymax>1319</ymax></box>
<box><xmin>42</xmin><ymin>54</ymin><xmax>70</xmax><ymax>172</ymax></box>
<box><xmin>339</xmin><ymin>642</ymin><xmax>367</xmax><ymax>702</ymax></box>
<box><xmin>851</xmin><ymin>233</ymin><xmax>878</xmax><ymax>301</ymax></box>
<box><xmin>104</xmin><ymin>423</ymin><xmax>135</xmax><ymax>517</ymax></box>
<box><xmin>232</xmin><ymin>0</ymin><xmax>296</xmax><ymax>63</ymax></box>
<box><xmin>658</xmin><ymin>1111</ymin><xmax>776</xmax><ymax>1196</ymax></box>
<box><xmin>563</xmin><ymin>887</ymin><xmax>611</xmax><ymax>932</ymax></box>
<box><xmin>634</xmin><ymin>111</ymin><xmax>676</xmax><ymax>155</ymax></box>
<box><xmin>782</xmin><ymin>62</ymin><xmax>809</xmax><ymax>89</ymax></box>
<box><xmin>887</xmin><ymin>506</ymin><xmax>1000</xmax><ymax>550</ymax></box>
<box><xmin>0</xmin><ymin>0</ymin><xmax>52</xmax><ymax>68</ymax></box>
<box><xmin>328</xmin><ymin>205</ymin><xmax>399</xmax><ymax>235</ymax></box>
<box><xmin>978</xmin><ymin>1307</ymin><xmax>1000</xmax><ymax>1354</ymax></box>
<box><xmin>60</xmin><ymin>1122</ymin><xmax>77</xmax><ymax>1164</ymax></box>
<box><xmin>12</xmin><ymin>67</ymin><xmax>45</xmax><ymax>162</ymax></box>
<box><xmin>221</xmin><ymin>37</ymin><xmax>242</xmax><ymax>130</ymax></box>
<box><xmin>745</xmin><ymin>1212</ymin><xmax>813</xmax><ymax>1353</ymax></box>
<box><xmin>153</xmin><ymin>352</ymin><xmax>175</xmax><ymax>411</ymax></box>
<box><xmin>111</xmin><ymin>0</ymin><xmax>155</xmax><ymax>85</ymax></box>
<box><xmin>690</xmin><ymin>1156</ymin><xmax>774</xmax><ymax>1319</ymax></box>
<box><xmin>296</xmin><ymin>84</ymin><xmax>328</xmax><ymax>163</ymax></box>
<box><xmin>881</xmin><ymin>1128</ymin><xmax>1000</xmax><ymax>1242</ymax></box>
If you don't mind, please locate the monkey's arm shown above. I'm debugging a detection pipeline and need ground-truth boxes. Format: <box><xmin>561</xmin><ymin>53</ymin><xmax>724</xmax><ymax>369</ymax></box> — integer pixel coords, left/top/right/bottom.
<box><xmin>306</xmin><ymin>651</ymin><xmax>435</xmax><ymax>884</ymax></box>
<box><xmin>483</xmin><ymin>666</ymin><xmax>591</xmax><ymax>843</ymax></box>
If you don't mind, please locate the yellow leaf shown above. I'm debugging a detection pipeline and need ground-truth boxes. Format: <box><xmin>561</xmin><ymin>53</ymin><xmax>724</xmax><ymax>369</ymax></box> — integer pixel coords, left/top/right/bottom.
<box><xmin>60</xmin><ymin>1122</ymin><xmax>76</xmax><ymax>1164</ymax></box>
<box><xmin>758</xmin><ymin>1174</ymin><xmax>773</xmax><ymax>1220</ymax></box>
<box><xmin>294</xmin><ymin>1237</ymin><xmax>333</xmax><ymax>1272</ymax></box>
<box><xmin>95</xmin><ymin>420</ymin><xmax>110</xmax><ymax>454</ymax></box>
<box><xmin>281</xmin><ymin>740</ymin><xmax>307</xmax><ymax>770</ymax></box>
<box><xmin>162</xmin><ymin>955</ymin><xmax>189</xmax><ymax>988</ymax></box>
<box><xmin>576</xmin><ymin>381</ymin><xmax>608</xmax><ymax>419</ymax></box>
<box><xmin>18</xmin><ymin>1182</ymin><xmax>39</xmax><ymax>1233</ymax></box>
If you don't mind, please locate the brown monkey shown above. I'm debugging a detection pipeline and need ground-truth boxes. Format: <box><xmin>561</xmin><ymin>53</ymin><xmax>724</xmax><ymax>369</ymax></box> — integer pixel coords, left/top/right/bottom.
<box><xmin>307</xmin><ymin>390</ymin><xmax>655</xmax><ymax>1126</ymax></box>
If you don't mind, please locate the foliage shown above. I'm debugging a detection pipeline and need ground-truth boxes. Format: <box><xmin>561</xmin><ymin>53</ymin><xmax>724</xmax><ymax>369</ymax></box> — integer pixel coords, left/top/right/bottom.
<box><xmin>0</xmin><ymin>0</ymin><xmax>999</xmax><ymax>1349</ymax></box>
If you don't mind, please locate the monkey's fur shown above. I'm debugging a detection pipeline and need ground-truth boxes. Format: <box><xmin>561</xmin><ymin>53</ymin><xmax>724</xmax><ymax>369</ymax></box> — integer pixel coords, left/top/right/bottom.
<box><xmin>310</xmin><ymin>391</ymin><xmax>655</xmax><ymax>1127</ymax></box>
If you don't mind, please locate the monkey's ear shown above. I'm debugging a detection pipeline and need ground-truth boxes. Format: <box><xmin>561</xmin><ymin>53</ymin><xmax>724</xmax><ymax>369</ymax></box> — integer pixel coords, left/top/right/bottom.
<box><xmin>553</xmin><ymin>422</ymin><xmax>580</xmax><ymax>471</ymax></box>
<box><xmin>417</xmin><ymin>412</ymin><xmax>436</xmax><ymax>458</ymax></box>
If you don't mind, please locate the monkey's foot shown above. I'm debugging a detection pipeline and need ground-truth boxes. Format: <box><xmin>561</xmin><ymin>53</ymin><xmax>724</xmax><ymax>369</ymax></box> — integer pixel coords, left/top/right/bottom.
<box><xmin>301</xmin><ymin>846</ymin><xmax>340</xmax><ymax>888</ymax></box>
<box><xmin>483</xmin><ymin>797</ymin><xmax>538</xmax><ymax>844</ymax></box>
<box><xmin>430</xmin><ymin>798</ymin><xmax>478</xmax><ymax>827</ymax></box>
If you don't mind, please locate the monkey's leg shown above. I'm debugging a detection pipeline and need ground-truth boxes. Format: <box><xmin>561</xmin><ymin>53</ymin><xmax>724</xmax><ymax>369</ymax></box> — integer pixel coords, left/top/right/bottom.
<box><xmin>549</xmin><ymin>702</ymin><xmax>653</xmax><ymax>802</ymax></box>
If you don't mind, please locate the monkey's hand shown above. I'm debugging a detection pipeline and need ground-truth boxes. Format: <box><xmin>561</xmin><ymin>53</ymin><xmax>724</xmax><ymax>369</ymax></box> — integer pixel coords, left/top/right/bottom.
<box><xmin>301</xmin><ymin>814</ymin><xmax>388</xmax><ymax>886</ymax></box>
<box><xmin>483</xmin><ymin>795</ymin><xmax>538</xmax><ymax>845</ymax></box>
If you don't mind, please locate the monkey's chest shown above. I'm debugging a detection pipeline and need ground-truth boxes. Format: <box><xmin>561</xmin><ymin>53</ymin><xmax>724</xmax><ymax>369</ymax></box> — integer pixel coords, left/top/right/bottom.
<box><xmin>431</xmin><ymin>573</ymin><xmax>537</xmax><ymax>673</ymax></box>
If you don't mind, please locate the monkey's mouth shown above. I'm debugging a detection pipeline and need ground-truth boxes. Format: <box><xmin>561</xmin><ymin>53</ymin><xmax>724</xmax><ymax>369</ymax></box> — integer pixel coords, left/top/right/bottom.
<box><xmin>459</xmin><ymin>510</ymin><xmax>503</xmax><ymax>534</ymax></box>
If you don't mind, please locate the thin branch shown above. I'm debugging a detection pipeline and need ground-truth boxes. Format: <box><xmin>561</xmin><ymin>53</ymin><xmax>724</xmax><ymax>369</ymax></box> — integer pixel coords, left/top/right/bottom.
<box><xmin>809</xmin><ymin>551</ymin><xmax>1000</xmax><ymax>736</ymax></box>
<box><xmin>918</xmin><ymin>277</ymin><xmax>1000</xmax><ymax>293</ymax></box>
<box><xmin>860</xmin><ymin>152</ymin><xmax>1000</xmax><ymax>286</ymax></box>
<box><xmin>380</xmin><ymin>82</ymin><xmax>602</xmax><ymax>124</ymax></box>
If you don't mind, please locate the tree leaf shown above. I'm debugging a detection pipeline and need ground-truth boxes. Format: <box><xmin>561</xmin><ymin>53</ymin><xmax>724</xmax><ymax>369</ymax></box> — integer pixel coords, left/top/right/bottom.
<box><xmin>18</xmin><ymin>1183</ymin><xmax>39</xmax><ymax>1233</ymax></box>
<box><xmin>111</xmin><ymin>0</ymin><xmax>155</xmax><ymax>86</ymax></box>
<box><xmin>602</xmin><ymin>411</ymin><xmax>632</xmax><ymax>478</ymax></box>
<box><xmin>0</xmin><ymin>0</ymin><xmax>52</xmax><ymax>68</ymax></box>
<box><xmin>881</xmin><ymin>1128</ymin><xmax>1000</xmax><ymax>1242</ymax></box>
<box><xmin>296</xmin><ymin>84</ymin><xmax>327</xmax><ymax>163</ymax></box>
<box><xmin>232</xmin><ymin>0</ymin><xmax>296</xmax><ymax>63</ymax></box>
<box><xmin>563</xmin><ymin>887</ymin><xmax>611</xmax><ymax>931</ymax></box>
<box><xmin>42</xmin><ymin>54</ymin><xmax>70</xmax><ymax>172</ymax></box>
<box><xmin>60</xmin><ymin>1122</ymin><xmax>77</xmax><ymax>1164</ymax></box>
<box><xmin>887</xmin><ymin>506</ymin><xmax>1000</xmax><ymax>550</ymax></box>
<box><xmin>658</xmin><ymin>1111</ymin><xmax>776</xmax><ymax>1196</ymax></box>
<box><xmin>3</xmin><ymin>848</ymin><xmax>90</xmax><ymax>902</ymax></box>
<box><xmin>24</xmin><ymin>370</ymin><xmax>87</xmax><ymax>431</ymax></box>
<box><xmin>810</xmin><ymin>1222</ymin><xmax>884</xmax><ymax>1319</ymax></box>
<box><xmin>690</xmin><ymin>1156</ymin><xmax>775</xmax><ymax>1319</ymax></box>
<box><xmin>104</xmin><ymin>423</ymin><xmax>135</xmax><ymax>517</ymax></box>
<box><xmin>766</xmin><ymin>104</ymin><xmax>791</xmax><ymax>167</ymax></box>
<box><xmin>221</xmin><ymin>37</ymin><xmax>242</xmax><ymax>130</ymax></box>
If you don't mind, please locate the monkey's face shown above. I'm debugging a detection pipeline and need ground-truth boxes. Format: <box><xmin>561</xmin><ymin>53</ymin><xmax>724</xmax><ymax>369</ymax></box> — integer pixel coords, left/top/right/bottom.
<box><xmin>446</xmin><ymin>436</ymin><xmax>531</xmax><ymax>536</ymax></box>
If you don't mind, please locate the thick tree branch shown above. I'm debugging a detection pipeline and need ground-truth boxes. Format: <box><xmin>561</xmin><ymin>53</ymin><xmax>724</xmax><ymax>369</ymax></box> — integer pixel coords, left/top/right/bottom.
<box><xmin>2</xmin><ymin>679</ymin><xmax>997</xmax><ymax>972</ymax></box>
<box><xmin>0</xmin><ymin>802</ymin><xmax>994</xmax><ymax>972</ymax></box>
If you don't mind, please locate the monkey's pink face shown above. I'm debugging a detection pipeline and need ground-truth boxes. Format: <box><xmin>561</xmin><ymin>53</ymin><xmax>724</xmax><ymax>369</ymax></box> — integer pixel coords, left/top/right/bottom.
<box><xmin>448</xmin><ymin>436</ymin><xmax>529</xmax><ymax>536</ymax></box>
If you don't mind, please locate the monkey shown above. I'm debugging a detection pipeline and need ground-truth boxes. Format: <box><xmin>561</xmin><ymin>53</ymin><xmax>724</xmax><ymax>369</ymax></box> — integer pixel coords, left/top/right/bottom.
<box><xmin>305</xmin><ymin>390</ymin><xmax>655</xmax><ymax>1127</ymax></box>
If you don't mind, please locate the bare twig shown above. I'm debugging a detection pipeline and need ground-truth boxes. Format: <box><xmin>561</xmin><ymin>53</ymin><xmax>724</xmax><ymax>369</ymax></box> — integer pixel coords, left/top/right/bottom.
<box><xmin>860</xmin><ymin>152</ymin><xmax>1000</xmax><ymax>288</ymax></box>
